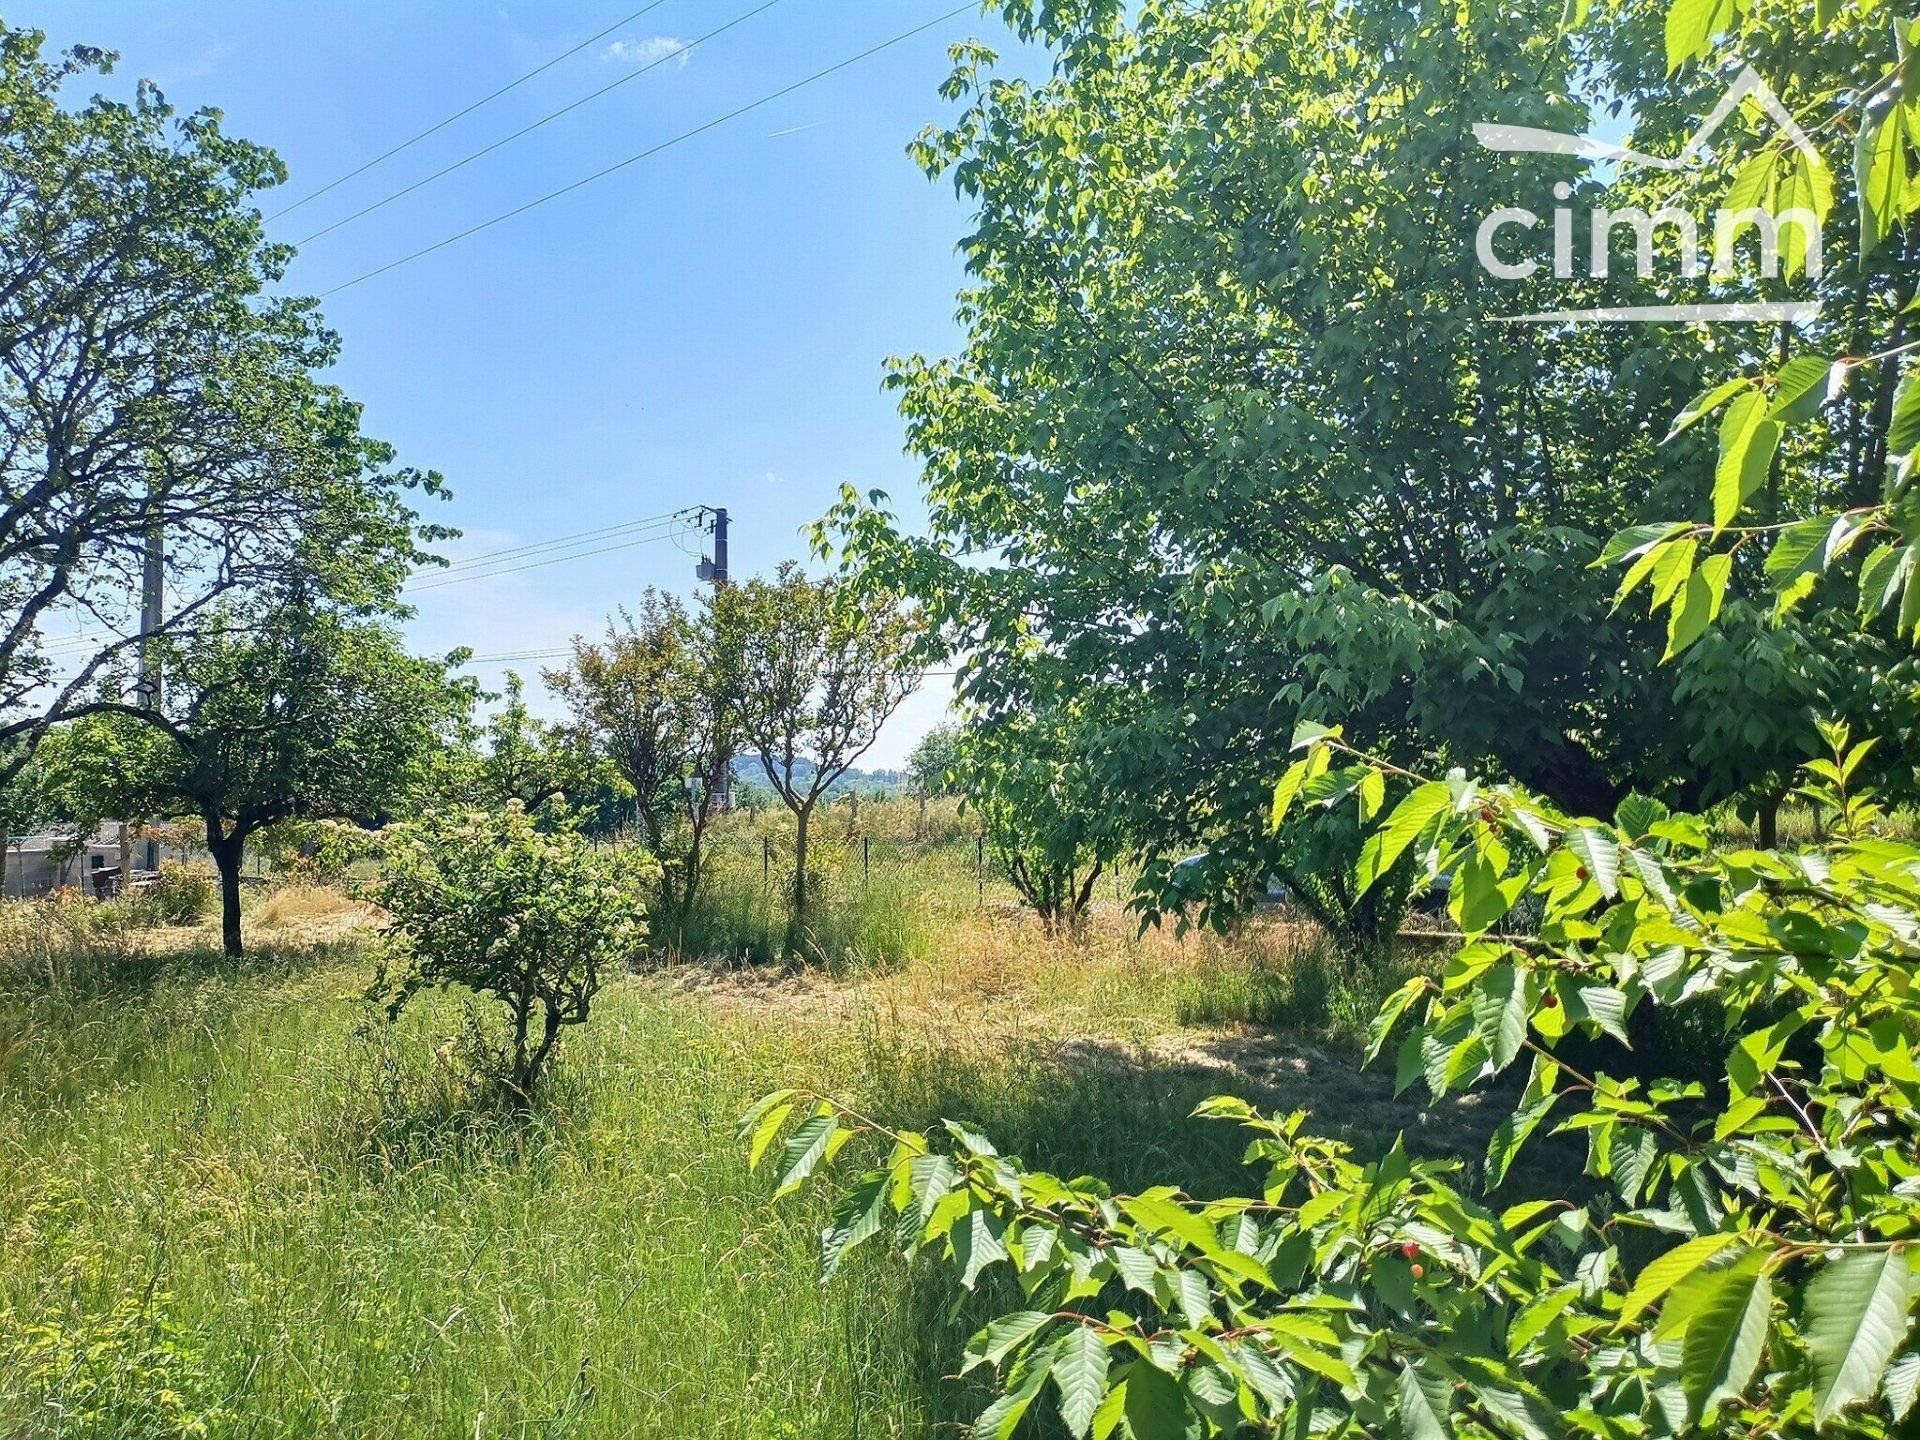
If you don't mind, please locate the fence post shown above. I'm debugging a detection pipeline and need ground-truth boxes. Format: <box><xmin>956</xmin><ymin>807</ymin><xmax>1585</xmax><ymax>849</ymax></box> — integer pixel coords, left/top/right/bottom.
<box><xmin>763</xmin><ymin>834</ymin><xmax>770</xmax><ymax>885</ymax></box>
<box><xmin>862</xmin><ymin>835</ymin><xmax>869</xmax><ymax>881</ymax></box>
<box><xmin>976</xmin><ymin>835</ymin><xmax>984</xmax><ymax>903</ymax></box>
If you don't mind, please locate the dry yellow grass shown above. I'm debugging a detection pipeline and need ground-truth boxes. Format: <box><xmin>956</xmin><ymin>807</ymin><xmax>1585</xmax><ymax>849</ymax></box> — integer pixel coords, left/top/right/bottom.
<box><xmin>250</xmin><ymin>882</ymin><xmax>375</xmax><ymax>937</ymax></box>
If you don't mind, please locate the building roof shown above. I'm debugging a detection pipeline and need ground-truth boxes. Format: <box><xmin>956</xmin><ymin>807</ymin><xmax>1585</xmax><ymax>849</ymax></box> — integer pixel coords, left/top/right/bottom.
<box><xmin>6</xmin><ymin>826</ymin><xmax>125</xmax><ymax>854</ymax></box>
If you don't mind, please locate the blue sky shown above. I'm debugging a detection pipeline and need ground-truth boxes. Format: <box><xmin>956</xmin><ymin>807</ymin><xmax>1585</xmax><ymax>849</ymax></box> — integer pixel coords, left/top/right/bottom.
<box><xmin>19</xmin><ymin>1</ymin><xmax>1023</xmax><ymax>766</ymax></box>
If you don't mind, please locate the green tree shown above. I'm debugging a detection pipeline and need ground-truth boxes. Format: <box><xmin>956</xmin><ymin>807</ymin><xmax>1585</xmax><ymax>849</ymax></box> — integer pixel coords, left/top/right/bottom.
<box><xmin>822</xmin><ymin>0</ymin><xmax>1911</xmax><ymax>926</ymax></box>
<box><xmin>0</xmin><ymin>26</ymin><xmax>443</xmax><ymax>782</ymax></box>
<box><xmin>0</xmin><ymin>740</ymin><xmax>48</xmax><ymax>896</ymax></box>
<box><xmin>545</xmin><ymin>592</ymin><xmax>733</xmax><ymax>928</ymax></box>
<box><xmin>959</xmin><ymin>707</ymin><xmax>1119</xmax><ymax>934</ymax></box>
<box><xmin>763</xmin><ymin>3</ymin><xmax>1920</xmax><ymax>1430</ymax></box>
<box><xmin>716</xmin><ymin>563</ymin><xmax>918</xmax><ymax>918</ymax></box>
<box><xmin>906</xmin><ymin>722</ymin><xmax>961</xmax><ymax>838</ymax></box>
<box><xmin>43</xmin><ymin>606</ymin><xmax>461</xmax><ymax>956</ymax></box>
<box><xmin>374</xmin><ymin>803</ymin><xmax>651</xmax><ymax>1099</ymax></box>
<box><xmin>454</xmin><ymin>671</ymin><xmax>611</xmax><ymax>815</ymax></box>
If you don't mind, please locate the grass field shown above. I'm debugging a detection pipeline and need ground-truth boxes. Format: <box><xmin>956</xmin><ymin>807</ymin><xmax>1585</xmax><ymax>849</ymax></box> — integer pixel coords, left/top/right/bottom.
<box><xmin>0</xmin><ymin>833</ymin><xmax>1505</xmax><ymax>1439</ymax></box>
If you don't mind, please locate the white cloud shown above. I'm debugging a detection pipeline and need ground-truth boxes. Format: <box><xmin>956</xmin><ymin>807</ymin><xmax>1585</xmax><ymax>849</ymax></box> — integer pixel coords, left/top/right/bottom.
<box><xmin>602</xmin><ymin>36</ymin><xmax>691</xmax><ymax>67</ymax></box>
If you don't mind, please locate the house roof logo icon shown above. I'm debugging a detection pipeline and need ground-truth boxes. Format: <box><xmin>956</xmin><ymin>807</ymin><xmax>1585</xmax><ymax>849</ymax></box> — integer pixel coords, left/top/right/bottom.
<box><xmin>1473</xmin><ymin>65</ymin><xmax>1821</xmax><ymax>174</ymax></box>
<box><xmin>1470</xmin><ymin>66</ymin><xmax>1826</xmax><ymax>324</ymax></box>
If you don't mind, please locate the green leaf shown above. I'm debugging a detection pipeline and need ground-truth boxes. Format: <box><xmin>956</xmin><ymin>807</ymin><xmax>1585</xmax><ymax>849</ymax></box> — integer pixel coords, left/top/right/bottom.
<box><xmin>1805</xmin><ymin>1248</ymin><xmax>1920</xmax><ymax>1425</ymax></box>
<box><xmin>1566</xmin><ymin>827</ymin><xmax>1621</xmax><ymax>897</ymax></box>
<box><xmin>1723</xmin><ymin>150</ymin><xmax>1776</xmax><ymax>220</ymax></box>
<box><xmin>1889</xmin><ymin>368</ymin><xmax>1920</xmax><ymax>458</ymax></box>
<box><xmin>746</xmin><ymin>1100</ymin><xmax>795</xmax><ymax>1170</ymax></box>
<box><xmin>1356</xmin><ymin>780</ymin><xmax>1452</xmax><ymax>895</ymax></box>
<box><xmin>1665</xmin><ymin>568</ymin><xmax>1719</xmax><ymax>660</ymax></box>
<box><xmin>966</xmin><ymin>1311</ymin><xmax>1053</xmax><ymax>1372</ymax></box>
<box><xmin>955</xmin><ymin>1207</ymin><xmax>1010</xmax><ymax>1288</ymax></box>
<box><xmin>1857</xmin><ymin>103</ymin><xmax>1907</xmax><ymax>257</ymax></box>
<box><xmin>1123</xmin><ymin>1361</ymin><xmax>1196</xmax><ymax>1440</ymax></box>
<box><xmin>1460</xmin><ymin>1372</ymin><xmax>1557</xmax><ymax>1440</ymax></box>
<box><xmin>1596</xmin><ymin>520</ymin><xmax>1689</xmax><ymax>564</ymax></box>
<box><xmin>820</xmin><ymin>1173</ymin><xmax>889</xmax><ymax>1279</ymax></box>
<box><xmin>774</xmin><ymin>1113</ymin><xmax>839</xmax><ymax>1197</ymax></box>
<box><xmin>1886</xmin><ymin>1353</ymin><xmax>1920</xmax><ymax>1422</ymax></box>
<box><xmin>1649</xmin><ymin>535</ymin><xmax>1698</xmax><ymax>610</ymax></box>
<box><xmin>1620</xmin><ymin>1236</ymin><xmax>1743</xmax><ymax>1325</ymax></box>
<box><xmin>1857</xmin><ymin>542</ymin><xmax>1911</xmax><ymax>619</ymax></box>
<box><xmin>973</xmin><ymin>1365</ymin><xmax>1047</xmax><ymax>1440</ymax></box>
<box><xmin>1271</xmin><ymin>757</ymin><xmax>1310</xmax><ymax>832</ymax></box>
<box><xmin>1122</xmin><ymin>1193</ymin><xmax>1221</xmax><ymax>1256</ymax></box>
<box><xmin>1713</xmin><ymin>391</ymin><xmax>1778</xmax><ymax>533</ymax></box>
<box><xmin>1486</xmin><ymin>1055</ymin><xmax>1559</xmax><ymax>1187</ymax></box>
<box><xmin>1665</xmin><ymin>0</ymin><xmax>1735</xmax><ymax>71</ymax></box>
<box><xmin>1767</xmin><ymin>515</ymin><xmax>1835</xmax><ymax>582</ymax></box>
<box><xmin>1680</xmin><ymin>1260</ymin><xmax>1771</xmax><ymax>1419</ymax></box>
<box><xmin>1767</xmin><ymin>354</ymin><xmax>1839</xmax><ymax>423</ymax></box>
<box><xmin>1472</xmin><ymin>964</ymin><xmax>1532</xmax><ymax>1073</ymax></box>
<box><xmin>1367</xmin><ymin>976</ymin><xmax>1430</xmax><ymax>1065</ymax></box>
<box><xmin>1265</xmin><ymin>1314</ymin><xmax>1357</xmax><ymax>1385</ymax></box>
<box><xmin>1052</xmin><ymin>1326</ymin><xmax>1112</xmax><ymax>1438</ymax></box>
<box><xmin>1090</xmin><ymin>1381</ymin><xmax>1127</xmax><ymax>1440</ymax></box>
<box><xmin>1398</xmin><ymin>1358</ymin><xmax>1454</xmax><ymax>1440</ymax></box>
<box><xmin>1779</xmin><ymin>149</ymin><xmax>1835</xmax><ymax>281</ymax></box>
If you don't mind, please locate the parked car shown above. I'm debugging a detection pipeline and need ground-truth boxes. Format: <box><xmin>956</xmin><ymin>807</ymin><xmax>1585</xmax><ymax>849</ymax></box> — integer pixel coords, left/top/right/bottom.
<box><xmin>1170</xmin><ymin>853</ymin><xmax>1293</xmax><ymax>906</ymax></box>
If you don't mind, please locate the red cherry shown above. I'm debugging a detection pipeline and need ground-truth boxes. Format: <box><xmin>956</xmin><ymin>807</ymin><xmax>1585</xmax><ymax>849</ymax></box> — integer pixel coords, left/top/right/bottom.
<box><xmin>1576</xmin><ymin>865</ymin><xmax>1590</xmax><ymax>881</ymax></box>
<box><xmin>1400</xmin><ymin>1241</ymin><xmax>1420</xmax><ymax>1260</ymax></box>
<box><xmin>1543</xmin><ymin>993</ymin><xmax>1560</xmax><ymax>1009</ymax></box>
<box><xmin>1411</xmin><ymin>1263</ymin><xmax>1426</xmax><ymax>1279</ymax></box>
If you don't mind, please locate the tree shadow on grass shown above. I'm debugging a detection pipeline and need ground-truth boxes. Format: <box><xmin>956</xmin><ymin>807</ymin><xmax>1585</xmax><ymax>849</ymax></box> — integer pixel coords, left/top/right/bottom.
<box><xmin>319</xmin><ymin>1013</ymin><xmax>591</xmax><ymax>1186</ymax></box>
<box><xmin>827</xmin><ymin>1022</ymin><xmax>1594</xmax><ymax>1431</ymax></box>
<box><xmin>857</xmin><ymin>1025</ymin><xmax>1516</xmax><ymax>1194</ymax></box>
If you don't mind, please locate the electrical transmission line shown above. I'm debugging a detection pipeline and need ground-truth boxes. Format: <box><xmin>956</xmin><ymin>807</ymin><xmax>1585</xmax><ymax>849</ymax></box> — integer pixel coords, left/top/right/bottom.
<box><xmin>269</xmin><ymin>0</ymin><xmax>678</xmax><ymax>221</ymax></box>
<box><xmin>291</xmin><ymin>0</ymin><xmax>789</xmax><ymax>247</ymax></box>
<box><xmin>409</xmin><ymin>515</ymin><xmax>696</xmax><ymax>592</ymax></box>
<box><xmin>321</xmin><ymin>2</ymin><xmax>976</xmax><ymax>297</ymax></box>
<box><xmin>427</xmin><ymin>508</ymin><xmax>694</xmax><ymax>575</ymax></box>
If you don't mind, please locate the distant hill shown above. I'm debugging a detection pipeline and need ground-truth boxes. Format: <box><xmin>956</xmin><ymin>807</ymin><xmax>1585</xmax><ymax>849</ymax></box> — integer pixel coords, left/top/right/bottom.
<box><xmin>729</xmin><ymin>756</ymin><xmax>908</xmax><ymax>797</ymax></box>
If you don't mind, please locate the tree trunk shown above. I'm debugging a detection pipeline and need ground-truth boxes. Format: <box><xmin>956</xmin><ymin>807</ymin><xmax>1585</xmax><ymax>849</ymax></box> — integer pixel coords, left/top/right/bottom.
<box><xmin>1758</xmin><ymin>794</ymin><xmax>1781</xmax><ymax>850</ymax></box>
<box><xmin>793</xmin><ymin>804</ymin><xmax>811</xmax><ymax>914</ymax></box>
<box><xmin>207</xmin><ymin>830</ymin><xmax>246</xmax><ymax>958</ymax></box>
<box><xmin>0</xmin><ymin>840</ymin><xmax>8</xmax><ymax>899</ymax></box>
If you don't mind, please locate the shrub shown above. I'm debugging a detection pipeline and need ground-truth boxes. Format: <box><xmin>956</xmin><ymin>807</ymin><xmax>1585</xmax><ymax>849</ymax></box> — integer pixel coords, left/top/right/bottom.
<box><xmin>754</xmin><ymin>727</ymin><xmax>1920</xmax><ymax>1439</ymax></box>
<box><xmin>138</xmin><ymin>860</ymin><xmax>215</xmax><ymax>926</ymax></box>
<box><xmin>372</xmin><ymin>804</ymin><xmax>652</xmax><ymax>1098</ymax></box>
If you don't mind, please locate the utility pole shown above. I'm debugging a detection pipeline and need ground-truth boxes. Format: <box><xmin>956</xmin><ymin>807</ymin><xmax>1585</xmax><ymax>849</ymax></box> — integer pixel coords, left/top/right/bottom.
<box><xmin>119</xmin><ymin>525</ymin><xmax>163</xmax><ymax>888</ymax></box>
<box><xmin>697</xmin><ymin>506</ymin><xmax>732</xmax><ymax>810</ymax></box>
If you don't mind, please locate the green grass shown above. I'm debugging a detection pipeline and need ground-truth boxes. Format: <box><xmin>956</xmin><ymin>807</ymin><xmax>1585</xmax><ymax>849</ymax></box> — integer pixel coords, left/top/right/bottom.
<box><xmin>0</xmin><ymin>873</ymin><xmax>1481</xmax><ymax>1439</ymax></box>
<box><xmin>3</xmin><ymin>952</ymin><xmax>954</xmax><ymax>1438</ymax></box>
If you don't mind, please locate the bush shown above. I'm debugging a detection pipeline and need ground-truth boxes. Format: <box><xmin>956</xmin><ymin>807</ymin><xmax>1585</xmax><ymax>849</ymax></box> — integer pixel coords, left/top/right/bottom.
<box><xmin>372</xmin><ymin>804</ymin><xmax>653</xmax><ymax>1098</ymax></box>
<box><xmin>755</xmin><ymin>729</ymin><xmax>1920</xmax><ymax>1439</ymax></box>
<box><xmin>137</xmin><ymin>860</ymin><xmax>214</xmax><ymax>926</ymax></box>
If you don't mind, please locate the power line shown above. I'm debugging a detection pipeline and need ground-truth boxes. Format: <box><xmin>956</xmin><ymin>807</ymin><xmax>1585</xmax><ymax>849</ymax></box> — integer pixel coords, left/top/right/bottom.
<box><xmin>291</xmin><ymin>0</ymin><xmax>788</xmax><ymax>248</ymax></box>
<box><xmin>408</xmin><ymin>526</ymin><xmax>688</xmax><ymax>592</ymax></box>
<box><xmin>429</xmin><ymin>508</ymin><xmax>692</xmax><ymax>574</ymax></box>
<box><xmin>268</xmin><ymin>0</ymin><xmax>679</xmax><ymax>221</ymax></box>
<box><xmin>464</xmin><ymin>648</ymin><xmax>576</xmax><ymax>663</ymax></box>
<box><xmin>322</xmin><ymin>2</ymin><xmax>977</xmax><ymax>297</ymax></box>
